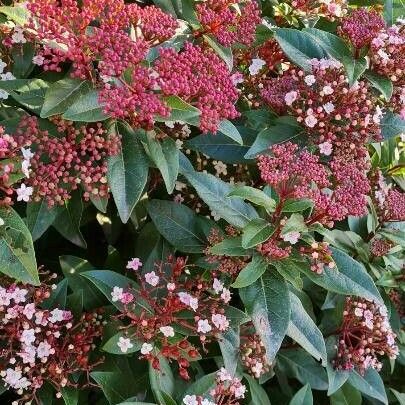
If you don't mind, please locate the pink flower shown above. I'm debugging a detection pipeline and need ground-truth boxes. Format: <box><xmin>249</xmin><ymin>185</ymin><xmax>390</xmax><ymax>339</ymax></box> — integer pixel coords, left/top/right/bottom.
<box><xmin>120</xmin><ymin>292</ymin><xmax>134</xmax><ymax>304</ymax></box>
<box><xmin>160</xmin><ymin>326</ymin><xmax>175</xmax><ymax>337</ymax></box>
<box><xmin>212</xmin><ymin>278</ymin><xmax>224</xmax><ymax>294</ymax></box>
<box><xmin>305</xmin><ymin>114</ymin><xmax>318</xmax><ymax>128</ymax></box>
<box><xmin>197</xmin><ymin>319</ymin><xmax>212</xmax><ymax>334</ymax></box>
<box><xmin>211</xmin><ymin>313</ymin><xmax>229</xmax><ymax>331</ymax></box>
<box><xmin>111</xmin><ymin>287</ymin><xmax>124</xmax><ymax>303</ymax></box>
<box><xmin>284</xmin><ymin>90</ymin><xmax>298</xmax><ymax>106</ymax></box>
<box><xmin>145</xmin><ymin>272</ymin><xmax>159</xmax><ymax>287</ymax></box>
<box><xmin>319</xmin><ymin>141</ymin><xmax>333</xmax><ymax>156</ymax></box>
<box><xmin>221</xmin><ymin>288</ymin><xmax>232</xmax><ymax>304</ymax></box>
<box><xmin>126</xmin><ymin>258</ymin><xmax>142</xmax><ymax>271</ymax></box>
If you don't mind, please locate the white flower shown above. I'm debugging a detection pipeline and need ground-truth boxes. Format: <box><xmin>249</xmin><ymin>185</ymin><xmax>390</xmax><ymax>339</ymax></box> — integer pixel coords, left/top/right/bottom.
<box><xmin>175</xmin><ymin>139</ymin><xmax>184</xmax><ymax>149</ymax></box>
<box><xmin>178</xmin><ymin>292</ymin><xmax>199</xmax><ymax>311</ymax></box>
<box><xmin>284</xmin><ymin>90</ymin><xmax>298</xmax><ymax>106</ymax></box>
<box><xmin>18</xmin><ymin>344</ymin><xmax>36</xmax><ymax>364</ymax></box>
<box><xmin>167</xmin><ymin>282</ymin><xmax>176</xmax><ymax>291</ymax></box>
<box><xmin>183</xmin><ymin>395</ymin><xmax>199</xmax><ymax>405</ymax></box>
<box><xmin>21</xmin><ymin>159</ymin><xmax>31</xmax><ymax>178</ymax></box>
<box><xmin>11</xmin><ymin>288</ymin><xmax>28</xmax><ymax>304</ymax></box>
<box><xmin>251</xmin><ymin>361</ymin><xmax>263</xmax><ymax>377</ymax></box>
<box><xmin>4</xmin><ymin>368</ymin><xmax>30</xmax><ymax>390</ymax></box>
<box><xmin>213</xmin><ymin>160</ymin><xmax>227</xmax><ymax>176</ymax></box>
<box><xmin>304</xmin><ymin>75</ymin><xmax>316</xmax><ymax>86</ymax></box>
<box><xmin>37</xmin><ymin>341</ymin><xmax>52</xmax><ymax>359</ymax></box>
<box><xmin>211</xmin><ymin>313</ymin><xmax>229</xmax><ymax>331</ymax></box>
<box><xmin>304</xmin><ymin>114</ymin><xmax>318</xmax><ymax>128</ymax></box>
<box><xmin>322</xmin><ymin>85</ymin><xmax>334</xmax><ymax>95</ymax></box>
<box><xmin>22</xmin><ymin>303</ymin><xmax>35</xmax><ymax>320</ymax></box>
<box><xmin>16</xmin><ymin>184</ymin><xmax>33</xmax><ymax>202</ymax></box>
<box><xmin>234</xmin><ymin>383</ymin><xmax>246</xmax><ymax>399</ymax></box>
<box><xmin>212</xmin><ymin>278</ymin><xmax>224</xmax><ymax>294</ymax></box>
<box><xmin>126</xmin><ymin>257</ymin><xmax>142</xmax><ymax>271</ymax></box>
<box><xmin>11</xmin><ymin>27</ymin><xmax>26</xmax><ymax>44</ymax></box>
<box><xmin>0</xmin><ymin>288</ymin><xmax>11</xmax><ymax>306</ymax></box>
<box><xmin>160</xmin><ymin>326</ymin><xmax>175</xmax><ymax>338</ymax></box>
<box><xmin>165</xmin><ymin>121</ymin><xmax>175</xmax><ymax>129</ymax></box>
<box><xmin>373</xmin><ymin>106</ymin><xmax>384</xmax><ymax>124</ymax></box>
<box><xmin>21</xmin><ymin>147</ymin><xmax>34</xmax><ymax>160</ymax></box>
<box><xmin>117</xmin><ymin>337</ymin><xmax>134</xmax><ymax>353</ymax></box>
<box><xmin>140</xmin><ymin>342</ymin><xmax>153</xmax><ymax>355</ymax></box>
<box><xmin>249</xmin><ymin>58</ymin><xmax>266</xmax><ymax>76</ymax></box>
<box><xmin>323</xmin><ymin>102</ymin><xmax>335</xmax><ymax>114</ymax></box>
<box><xmin>221</xmin><ymin>288</ymin><xmax>231</xmax><ymax>304</ymax></box>
<box><xmin>111</xmin><ymin>286</ymin><xmax>124</xmax><ymax>302</ymax></box>
<box><xmin>145</xmin><ymin>271</ymin><xmax>159</xmax><ymax>287</ymax></box>
<box><xmin>1</xmin><ymin>72</ymin><xmax>16</xmax><ymax>81</ymax></box>
<box><xmin>377</xmin><ymin>49</ymin><xmax>389</xmax><ymax>61</ymax></box>
<box><xmin>32</xmin><ymin>55</ymin><xmax>45</xmax><ymax>66</ymax></box>
<box><xmin>231</xmin><ymin>72</ymin><xmax>244</xmax><ymax>85</ymax></box>
<box><xmin>48</xmin><ymin>308</ymin><xmax>64</xmax><ymax>323</ymax></box>
<box><xmin>217</xmin><ymin>367</ymin><xmax>232</xmax><ymax>381</ymax></box>
<box><xmin>319</xmin><ymin>141</ymin><xmax>333</xmax><ymax>156</ymax></box>
<box><xmin>363</xmin><ymin>309</ymin><xmax>374</xmax><ymax>329</ymax></box>
<box><xmin>281</xmin><ymin>231</ymin><xmax>300</xmax><ymax>245</ymax></box>
<box><xmin>197</xmin><ymin>319</ymin><xmax>212</xmax><ymax>334</ymax></box>
<box><xmin>0</xmin><ymin>59</ymin><xmax>6</xmax><ymax>74</ymax></box>
<box><xmin>201</xmin><ymin>399</ymin><xmax>216</xmax><ymax>405</ymax></box>
<box><xmin>20</xmin><ymin>329</ymin><xmax>36</xmax><ymax>345</ymax></box>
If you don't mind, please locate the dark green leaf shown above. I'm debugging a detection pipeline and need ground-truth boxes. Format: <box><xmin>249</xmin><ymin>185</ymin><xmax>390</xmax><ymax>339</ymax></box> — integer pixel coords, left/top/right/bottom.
<box><xmin>282</xmin><ymin>199</ymin><xmax>314</xmax><ymax>213</ymax></box>
<box><xmin>364</xmin><ymin>71</ymin><xmax>393</xmax><ymax>101</ymax></box>
<box><xmin>26</xmin><ymin>201</ymin><xmax>61</xmax><ymax>241</ymax></box>
<box><xmin>381</xmin><ymin>112</ymin><xmax>405</xmax><ymax>139</ymax></box>
<box><xmin>245</xmin><ymin>374</ymin><xmax>272</xmax><ymax>405</ymax></box>
<box><xmin>228</xmin><ymin>186</ymin><xmax>276</xmax><ymax>211</ymax></box>
<box><xmin>232</xmin><ymin>255</ymin><xmax>268</xmax><ymax>288</ymax></box>
<box><xmin>242</xmin><ymin>218</ymin><xmax>275</xmax><ymax>249</ymax></box>
<box><xmin>289</xmin><ymin>384</ymin><xmax>313</xmax><ymax>405</ymax></box>
<box><xmin>347</xmin><ymin>368</ymin><xmax>387</xmax><ymax>404</ymax></box>
<box><xmin>210</xmin><ymin>236</ymin><xmax>248</xmax><ymax>256</ymax></box>
<box><xmin>331</xmin><ymin>383</ymin><xmax>362</xmax><ymax>405</ymax></box>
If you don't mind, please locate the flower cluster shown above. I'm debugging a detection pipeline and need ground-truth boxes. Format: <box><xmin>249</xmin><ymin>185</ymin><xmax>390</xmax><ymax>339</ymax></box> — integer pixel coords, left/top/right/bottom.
<box><xmin>261</xmin><ymin>60</ymin><xmax>382</xmax><ymax>147</ymax></box>
<box><xmin>196</xmin><ymin>0</ymin><xmax>261</xmax><ymax>47</ymax></box>
<box><xmin>13</xmin><ymin>116</ymin><xmax>120</xmax><ymax>206</ymax></box>
<box><xmin>338</xmin><ymin>8</ymin><xmax>385</xmax><ymax>49</ymax></box>
<box><xmin>183</xmin><ymin>368</ymin><xmax>247</xmax><ymax>405</ymax></box>
<box><xmin>0</xmin><ymin>278</ymin><xmax>103</xmax><ymax>404</ymax></box>
<box><xmin>370</xmin><ymin>21</ymin><xmax>405</xmax><ymax>83</ymax></box>
<box><xmin>333</xmin><ymin>297</ymin><xmax>398</xmax><ymax>374</ymax></box>
<box><xmin>279</xmin><ymin>0</ymin><xmax>347</xmax><ymax>21</ymax></box>
<box><xmin>240</xmin><ymin>325</ymin><xmax>270</xmax><ymax>378</ymax></box>
<box><xmin>299</xmin><ymin>242</ymin><xmax>335</xmax><ymax>274</ymax></box>
<box><xmin>156</xmin><ymin>43</ymin><xmax>239</xmax><ymax>133</ymax></box>
<box><xmin>370</xmin><ymin>238</ymin><xmax>393</xmax><ymax>257</ymax></box>
<box><xmin>111</xmin><ymin>256</ymin><xmax>233</xmax><ymax>380</ymax></box>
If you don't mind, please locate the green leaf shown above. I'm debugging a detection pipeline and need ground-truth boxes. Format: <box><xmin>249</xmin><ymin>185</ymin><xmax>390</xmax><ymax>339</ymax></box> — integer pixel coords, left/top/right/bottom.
<box><xmin>289</xmin><ymin>384</ymin><xmax>313</xmax><ymax>405</ymax></box>
<box><xmin>232</xmin><ymin>255</ymin><xmax>268</xmax><ymax>288</ymax></box>
<box><xmin>364</xmin><ymin>70</ymin><xmax>393</xmax><ymax>101</ymax></box>
<box><xmin>61</xmin><ymin>387</ymin><xmax>78</xmax><ymax>405</ymax></box>
<box><xmin>381</xmin><ymin>111</ymin><xmax>405</xmax><ymax>139</ymax></box>
<box><xmin>182</xmin><ymin>373</ymin><xmax>217</xmax><ymax>397</ymax></box>
<box><xmin>26</xmin><ymin>201</ymin><xmax>61</xmax><ymax>241</ymax></box>
<box><xmin>391</xmin><ymin>388</ymin><xmax>405</xmax><ymax>405</ymax></box>
<box><xmin>143</xmin><ymin>134</ymin><xmax>179</xmax><ymax>194</ymax></box>
<box><xmin>102</xmin><ymin>330</ymin><xmax>142</xmax><ymax>355</ymax></box>
<box><xmin>272</xmin><ymin>260</ymin><xmax>303</xmax><ymax>290</ymax></box>
<box><xmin>242</xmin><ymin>218</ymin><xmax>275</xmax><ymax>249</ymax></box>
<box><xmin>107</xmin><ymin>123</ymin><xmax>149</xmax><ymax>223</ymax></box>
<box><xmin>298</xmin><ymin>248</ymin><xmax>383</xmax><ymax>304</ymax></box>
<box><xmin>219</xmin><ymin>328</ymin><xmax>240</xmax><ymax>376</ymax></box>
<box><xmin>0</xmin><ymin>206</ymin><xmax>39</xmax><ymax>285</ymax></box>
<box><xmin>347</xmin><ymin>368</ymin><xmax>387</xmax><ymax>404</ymax></box>
<box><xmin>40</xmin><ymin>78</ymin><xmax>90</xmax><ymax>118</ymax></box>
<box><xmin>325</xmin><ymin>336</ymin><xmax>349</xmax><ymax>395</ymax></box>
<box><xmin>210</xmin><ymin>236</ymin><xmax>248</xmax><ymax>256</ymax></box>
<box><xmin>12</xmin><ymin>42</ymin><xmax>35</xmax><ymax>78</ymax></box>
<box><xmin>280</xmin><ymin>213</ymin><xmax>307</xmax><ymax>236</ymax></box>
<box><xmin>217</xmin><ymin>119</ymin><xmax>243</xmax><ymax>144</ymax></box>
<box><xmin>156</xmin><ymin>95</ymin><xmax>200</xmax><ymax>126</ymax></box>
<box><xmin>0</xmin><ymin>5</ymin><xmax>29</xmax><ymax>25</ymax></box>
<box><xmin>149</xmin><ymin>356</ymin><xmax>175</xmax><ymax>403</ymax></box>
<box><xmin>303</xmin><ymin>28</ymin><xmax>367</xmax><ymax>85</ymax></box>
<box><xmin>10</xmin><ymin>79</ymin><xmax>49</xmax><ymax>114</ymax></box>
<box><xmin>240</xmin><ymin>272</ymin><xmax>291</xmax><ymax>363</ymax></box>
<box><xmin>203</xmin><ymin>34</ymin><xmax>233</xmax><ymax>71</ymax></box>
<box><xmin>282</xmin><ymin>199</ymin><xmax>314</xmax><ymax>213</ymax></box>
<box><xmin>277</xmin><ymin>350</ymin><xmax>328</xmax><ymax>390</ymax></box>
<box><xmin>53</xmin><ymin>192</ymin><xmax>87</xmax><ymax>249</ymax></box>
<box><xmin>331</xmin><ymin>383</ymin><xmax>362</xmax><ymax>405</ymax></box>
<box><xmin>245</xmin><ymin>374</ymin><xmax>272</xmax><ymax>405</ymax></box>
<box><xmin>228</xmin><ymin>186</ymin><xmax>276</xmax><ymax>211</ymax></box>
<box><xmin>180</xmin><ymin>169</ymin><xmax>258</xmax><ymax>228</ymax></box>
<box><xmin>147</xmin><ymin>199</ymin><xmax>207</xmax><ymax>253</ymax></box>
<box><xmin>62</xmin><ymin>89</ymin><xmax>110</xmax><ymax>122</ymax></box>
<box><xmin>274</xmin><ymin>28</ymin><xmax>327</xmax><ymax>71</ymax></box>
<box><xmin>287</xmin><ymin>293</ymin><xmax>327</xmax><ymax>365</ymax></box>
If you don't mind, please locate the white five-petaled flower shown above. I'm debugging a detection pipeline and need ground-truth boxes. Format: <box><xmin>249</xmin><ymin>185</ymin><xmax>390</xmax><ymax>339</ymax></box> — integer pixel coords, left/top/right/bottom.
<box><xmin>111</xmin><ymin>286</ymin><xmax>124</xmax><ymax>302</ymax></box>
<box><xmin>319</xmin><ymin>141</ymin><xmax>333</xmax><ymax>156</ymax></box>
<box><xmin>11</xmin><ymin>27</ymin><xmax>26</xmax><ymax>44</ymax></box>
<box><xmin>145</xmin><ymin>271</ymin><xmax>159</xmax><ymax>287</ymax></box>
<box><xmin>211</xmin><ymin>313</ymin><xmax>229</xmax><ymax>331</ymax></box>
<box><xmin>167</xmin><ymin>282</ymin><xmax>176</xmax><ymax>292</ymax></box>
<box><xmin>197</xmin><ymin>319</ymin><xmax>212</xmax><ymax>334</ymax></box>
<box><xmin>32</xmin><ymin>55</ymin><xmax>45</xmax><ymax>66</ymax></box>
<box><xmin>281</xmin><ymin>231</ymin><xmax>300</xmax><ymax>245</ymax></box>
<box><xmin>178</xmin><ymin>292</ymin><xmax>199</xmax><ymax>311</ymax></box>
<box><xmin>20</xmin><ymin>329</ymin><xmax>36</xmax><ymax>345</ymax></box>
<box><xmin>160</xmin><ymin>326</ymin><xmax>175</xmax><ymax>338</ymax></box>
<box><xmin>248</xmin><ymin>58</ymin><xmax>266</xmax><ymax>76</ymax></box>
<box><xmin>21</xmin><ymin>147</ymin><xmax>34</xmax><ymax>160</ymax></box>
<box><xmin>323</xmin><ymin>102</ymin><xmax>335</xmax><ymax>114</ymax></box>
<box><xmin>48</xmin><ymin>308</ymin><xmax>64</xmax><ymax>323</ymax></box>
<box><xmin>304</xmin><ymin>75</ymin><xmax>316</xmax><ymax>86</ymax></box>
<box><xmin>117</xmin><ymin>337</ymin><xmax>133</xmax><ymax>353</ymax></box>
<box><xmin>284</xmin><ymin>90</ymin><xmax>298</xmax><ymax>106</ymax></box>
<box><xmin>36</xmin><ymin>341</ymin><xmax>53</xmax><ymax>359</ymax></box>
<box><xmin>304</xmin><ymin>114</ymin><xmax>318</xmax><ymax>128</ymax></box>
<box><xmin>16</xmin><ymin>184</ymin><xmax>33</xmax><ymax>202</ymax></box>
<box><xmin>183</xmin><ymin>395</ymin><xmax>198</xmax><ymax>405</ymax></box>
<box><xmin>126</xmin><ymin>257</ymin><xmax>142</xmax><ymax>271</ymax></box>
<box><xmin>217</xmin><ymin>367</ymin><xmax>232</xmax><ymax>382</ymax></box>
<box><xmin>322</xmin><ymin>85</ymin><xmax>334</xmax><ymax>95</ymax></box>
<box><xmin>221</xmin><ymin>288</ymin><xmax>231</xmax><ymax>304</ymax></box>
<box><xmin>212</xmin><ymin>278</ymin><xmax>224</xmax><ymax>294</ymax></box>
<box><xmin>140</xmin><ymin>342</ymin><xmax>153</xmax><ymax>355</ymax></box>
<box><xmin>234</xmin><ymin>383</ymin><xmax>247</xmax><ymax>399</ymax></box>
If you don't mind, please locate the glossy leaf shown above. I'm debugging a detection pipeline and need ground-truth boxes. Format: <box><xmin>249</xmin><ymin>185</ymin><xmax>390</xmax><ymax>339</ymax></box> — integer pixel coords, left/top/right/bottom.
<box><xmin>289</xmin><ymin>384</ymin><xmax>313</xmax><ymax>405</ymax></box>
<box><xmin>242</xmin><ymin>218</ymin><xmax>275</xmax><ymax>249</ymax></box>
<box><xmin>232</xmin><ymin>254</ymin><xmax>268</xmax><ymax>288</ymax></box>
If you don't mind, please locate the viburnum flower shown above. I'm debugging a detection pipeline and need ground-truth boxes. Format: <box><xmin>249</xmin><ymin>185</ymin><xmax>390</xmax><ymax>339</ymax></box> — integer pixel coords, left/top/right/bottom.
<box><xmin>0</xmin><ymin>276</ymin><xmax>104</xmax><ymax>403</ymax></box>
<box><xmin>333</xmin><ymin>297</ymin><xmax>398</xmax><ymax>374</ymax></box>
<box><xmin>126</xmin><ymin>258</ymin><xmax>142</xmax><ymax>271</ymax></box>
<box><xmin>196</xmin><ymin>0</ymin><xmax>261</xmax><ymax>47</ymax></box>
<box><xmin>281</xmin><ymin>0</ymin><xmax>347</xmax><ymax>21</ymax></box>
<box><xmin>338</xmin><ymin>8</ymin><xmax>385</xmax><ymax>49</ymax></box>
<box><xmin>110</xmin><ymin>256</ymin><xmax>234</xmax><ymax>380</ymax></box>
